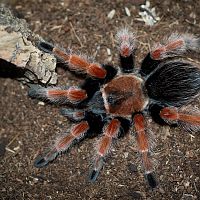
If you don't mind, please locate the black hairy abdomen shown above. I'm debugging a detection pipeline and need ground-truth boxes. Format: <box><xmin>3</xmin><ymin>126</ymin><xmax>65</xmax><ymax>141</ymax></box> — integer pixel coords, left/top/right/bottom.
<box><xmin>145</xmin><ymin>61</ymin><xmax>200</xmax><ymax>107</ymax></box>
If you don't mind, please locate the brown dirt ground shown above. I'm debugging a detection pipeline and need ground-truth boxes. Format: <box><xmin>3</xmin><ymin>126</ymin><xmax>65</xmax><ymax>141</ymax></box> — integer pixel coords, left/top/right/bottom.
<box><xmin>0</xmin><ymin>0</ymin><xmax>200</xmax><ymax>199</ymax></box>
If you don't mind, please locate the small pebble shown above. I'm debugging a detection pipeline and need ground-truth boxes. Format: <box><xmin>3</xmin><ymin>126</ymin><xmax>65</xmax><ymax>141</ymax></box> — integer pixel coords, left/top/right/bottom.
<box><xmin>128</xmin><ymin>163</ymin><xmax>138</xmax><ymax>173</ymax></box>
<box><xmin>130</xmin><ymin>191</ymin><xmax>142</xmax><ymax>199</ymax></box>
<box><xmin>184</xmin><ymin>181</ymin><xmax>190</xmax><ymax>187</ymax></box>
<box><xmin>107</xmin><ymin>9</ymin><xmax>115</xmax><ymax>19</ymax></box>
<box><xmin>125</xmin><ymin>7</ymin><xmax>131</xmax><ymax>16</ymax></box>
<box><xmin>124</xmin><ymin>152</ymin><xmax>129</xmax><ymax>158</ymax></box>
<box><xmin>13</xmin><ymin>146</ymin><xmax>20</xmax><ymax>151</ymax></box>
<box><xmin>38</xmin><ymin>101</ymin><xmax>45</xmax><ymax>106</ymax></box>
<box><xmin>107</xmin><ymin>48</ymin><xmax>111</xmax><ymax>56</ymax></box>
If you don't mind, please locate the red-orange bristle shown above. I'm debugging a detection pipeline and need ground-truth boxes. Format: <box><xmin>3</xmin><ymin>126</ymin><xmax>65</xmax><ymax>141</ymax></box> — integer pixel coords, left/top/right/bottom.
<box><xmin>136</xmin><ymin>131</ymin><xmax>149</xmax><ymax>152</ymax></box>
<box><xmin>98</xmin><ymin>136</ymin><xmax>111</xmax><ymax>156</ymax></box>
<box><xmin>105</xmin><ymin>119</ymin><xmax>120</xmax><ymax>137</ymax></box>
<box><xmin>121</xmin><ymin>46</ymin><xmax>130</xmax><ymax>57</ymax></box>
<box><xmin>165</xmin><ymin>40</ymin><xmax>184</xmax><ymax>51</ymax></box>
<box><xmin>70</xmin><ymin>55</ymin><xmax>89</xmax><ymax>69</ymax></box>
<box><xmin>87</xmin><ymin>64</ymin><xmax>107</xmax><ymax>78</ymax></box>
<box><xmin>134</xmin><ymin>114</ymin><xmax>148</xmax><ymax>152</ymax></box>
<box><xmin>53</xmin><ymin>48</ymin><xmax>70</xmax><ymax>61</ymax></box>
<box><xmin>179</xmin><ymin>113</ymin><xmax>200</xmax><ymax>125</ymax></box>
<box><xmin>151</xmin><ymin>47</ymin><xmax>165</xmax><ymax>60</ymax></box>
<box><xmin>48</xmin><ymin>90</ymin><xmax>68</xmax><ymax>97</ymax></box>
<box><xmin>57</xmin><ymin>134</ymin><xmax>74</xmax><ymax>149</ymax></box>
<box><xmin>68</xmin><ymin>89</ymin><xmax>87</xmax><ymax>101</ymax></box>
<box><xmin>160</xmin><ymin>107</ymin><xmax>179</xmax><ymax>120</ymax></box>
<box><xmin>134</xmin><ymin>114</ymin><xmax>145</xmax><ymax>131</ymax></box>
<box><xmin>72</xmin><ymin>121</ymin><xmax>89</xmax><ymax>137</ymax></box>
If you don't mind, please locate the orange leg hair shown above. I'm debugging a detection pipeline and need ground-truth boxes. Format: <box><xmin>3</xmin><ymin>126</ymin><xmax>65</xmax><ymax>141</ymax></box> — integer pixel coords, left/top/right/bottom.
<box><xmin>53</xmin><ymin>47</ymin><xmax>107</xmax><ymax>79</ymax></box>
<box><xmin>28</xmin><ymin>85</ymin><xmax>87</xmax><ymax>104</ymax></box>
<box><xmin>160</xmin><ymin>107</ymin><xmax>200</xmax><ymax>127</ymax></box>
<box><xmin>89</xmin><ymin>119</ymin><xmax>121</xmax><ymax>182</ymax></box>
<box><xmin>150</xmin><ymin>33</ymin><xmax>200</xmax><ymax>60</ymax></box>
<box><xmin>133</xmin><ymin>113</ymin><xmax>157</xmax><ymax>188</ymax></box>
<box><xmin>151</xmin><ymin>40</ymin><xmax>184</xmax><ymax>60</ymax></box>
<box><xmin>34</xmin><ymin>121</ymin><xmax>89</xmax><ymax>168</ymax></box>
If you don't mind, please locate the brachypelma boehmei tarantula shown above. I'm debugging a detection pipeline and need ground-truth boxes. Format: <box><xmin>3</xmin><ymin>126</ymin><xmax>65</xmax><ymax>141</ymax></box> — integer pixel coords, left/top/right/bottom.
<box><xmin>29</xmin><ymin>28</ymin><xmax>200</xmax><ymax>188</ymax></box>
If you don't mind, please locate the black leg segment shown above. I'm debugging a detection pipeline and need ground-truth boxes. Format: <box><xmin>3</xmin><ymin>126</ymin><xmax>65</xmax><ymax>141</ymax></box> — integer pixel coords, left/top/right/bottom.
<box><xmin>140</xmin><ymin>53</ymin><xmax>161</xmax><ymax>77</ymax></box>
<box><xmin>120</xmin><ymin>53</ymin><xmax>135</xmax><ymax>73</ymax></box>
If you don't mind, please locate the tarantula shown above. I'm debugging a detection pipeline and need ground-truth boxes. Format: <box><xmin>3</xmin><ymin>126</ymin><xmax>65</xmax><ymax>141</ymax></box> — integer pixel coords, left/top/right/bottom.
<box><xmin>29</xmin><ymin>28</ymin><xmax>200</xmax><ymax>188</ymax></box>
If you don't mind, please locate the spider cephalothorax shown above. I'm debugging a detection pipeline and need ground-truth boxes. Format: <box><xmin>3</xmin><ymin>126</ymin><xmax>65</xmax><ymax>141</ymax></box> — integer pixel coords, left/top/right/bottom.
<box><xmin>29</xmin><ymin>28</ymin><xmax>200</xmax><ymax>188</ymax></box>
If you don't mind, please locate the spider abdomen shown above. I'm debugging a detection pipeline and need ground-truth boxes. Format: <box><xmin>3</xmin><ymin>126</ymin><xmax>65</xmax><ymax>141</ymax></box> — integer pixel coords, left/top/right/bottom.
<box><xmin>101</xmin><ymin>75</ymin><xmax>149</xmax><ymax>116</ymax></box>
<box><xmin>145</xmin><ymin>61</ymin><xmax>200</xmax><ymax>107</ymax></box>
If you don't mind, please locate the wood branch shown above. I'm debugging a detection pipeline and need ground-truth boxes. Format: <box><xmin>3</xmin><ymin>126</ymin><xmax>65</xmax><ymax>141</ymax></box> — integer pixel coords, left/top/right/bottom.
<box><xmin>0</xmin><ymin>7</ymin><xmax>57</xmax><ymax>84</ymax></box>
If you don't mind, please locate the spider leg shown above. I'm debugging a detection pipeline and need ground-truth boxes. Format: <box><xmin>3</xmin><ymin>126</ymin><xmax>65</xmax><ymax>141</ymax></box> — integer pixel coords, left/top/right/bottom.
<box><xmin>133</xmin><ymin>113</ymin><xmax>157</xmax><ymax>188</ymax></box>
<box><xmin>28</xmin><ymin>84</ymin><xmax>87</xmax><ymax>105</ymax></box>
<box><xmin>160</xmin><ymin>107</ymin><xmax>200</xmax><ymax>132</ymax></box>
<box><xmin>34</xmin><ymin>121</ymin><xmax>89</xmax><ymax>168</ymax></box>
<box><xmin>89</xmin><ymin>118</ymin><xmax>121</xmax><ymax>182</ymax></box>
<box><xmin>116</xmin><ymin>28</ymin><xmax>136</xmax><ymax>73</ymax></box>
<box><xmin>140</xmin><ymin>33</ymin><xmax>200</xmax><ymax>76</ymax></box>
<box><xmin>38</xmin><ymin>41</ymin><xmax>107</xmax><ymax>79</ymax></box>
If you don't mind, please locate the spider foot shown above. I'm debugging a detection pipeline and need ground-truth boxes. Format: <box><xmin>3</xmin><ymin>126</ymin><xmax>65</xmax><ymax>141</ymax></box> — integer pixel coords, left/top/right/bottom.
<box><xmin>38</xmin><ymin>41</ymin><xmax>54</xmax><ymax>54</ymax></box>
<box><xmin>28</xmin><ymin>84</ymin><xmax>43</xmax><ymax>97</ymax></box>
<box><xmin>145</xmin><ymin>172</ymin><xmax>157</xmax><ymax>189</ymax></box>
<box><xmin>34</xmin><ymin>148</ymin><xmax>58</xmax><ymax>168</ymax></box>
<box><xmin>88</xmin><ymin>169</ymin><xmax>101</xmax><ymax>182</ymax></box>
<box><xmin>89</xmin><ymin>157</ymin><xmax>104</xmax><ymax>182</ymax></box>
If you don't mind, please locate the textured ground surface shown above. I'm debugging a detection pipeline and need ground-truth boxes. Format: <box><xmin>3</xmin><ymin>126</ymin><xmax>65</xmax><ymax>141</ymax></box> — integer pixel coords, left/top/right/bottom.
<box><xmin>0</xmin><ymin>0</ymin><xmax>200</xmax><ymax>199</ymax></box>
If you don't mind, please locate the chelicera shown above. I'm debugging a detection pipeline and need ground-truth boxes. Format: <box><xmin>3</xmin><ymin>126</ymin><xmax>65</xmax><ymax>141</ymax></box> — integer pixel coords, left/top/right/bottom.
<box><xmin>29</xmin><ymin>28</ymin><xmax>200</xmax><ymax>188</ymax></box>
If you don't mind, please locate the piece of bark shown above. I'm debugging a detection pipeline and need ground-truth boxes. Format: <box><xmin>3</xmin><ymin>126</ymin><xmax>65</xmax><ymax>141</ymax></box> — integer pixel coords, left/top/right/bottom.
<box><xmin>0</xmin><ymin>7</ymin><xmax>57</xmax><ymax>84</ymax></box>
